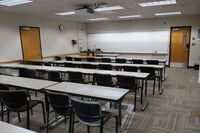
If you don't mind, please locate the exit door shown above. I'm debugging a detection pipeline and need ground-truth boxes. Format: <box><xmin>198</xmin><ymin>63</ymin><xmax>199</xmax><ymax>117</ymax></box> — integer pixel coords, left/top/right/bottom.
<box><xmin>19</xmin><ymin>26</ymin><xmax>42</xmax><ymax>61</ymax></box>
<box><xmin>169</xmin><ymin>26</ymin><xmax>191</xmax><ymax>67</ymax></box>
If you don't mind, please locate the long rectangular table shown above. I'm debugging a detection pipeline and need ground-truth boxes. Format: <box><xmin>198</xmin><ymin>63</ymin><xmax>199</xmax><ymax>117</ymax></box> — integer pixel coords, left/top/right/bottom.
<box><xmin>0</xmin><ymin>63</ymin><xmax>150</xmax><ymax>108</ymax></box>
<box><xmin>0</xmin><ymin>121</ymin><xmax>36</xmax><ymax>133</ymax></box>
<box><xmin>0</xmin><ymin>74</ymin><xmax>58</xmax><ymax>91</ymax></box>
<box><xmin>44</xmin><ymin>81</ymin><xmax>129</xmax><ymax>130</ymax></box>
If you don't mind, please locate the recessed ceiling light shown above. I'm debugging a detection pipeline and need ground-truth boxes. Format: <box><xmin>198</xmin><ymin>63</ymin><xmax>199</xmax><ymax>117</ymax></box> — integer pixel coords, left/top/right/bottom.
<box><xmin>118</xmin><ymin>15</ymin><xmax>142</xmax><ymax>19</ymax></box>
<box><xmin>94</xmin><ymin>6</ymin><xmax>124</xmax><ymax>12</ymax></box>
<box><xmin>0</xmin><ymin>0</ymin><xmax>33</xmax><ymax>6</ymax></box>
<box><xmin>139</xmin><ymin>0</ymin><xmax>177</xmax><ymax>7</ymax></box>
<box><xmin>88</xmin><ymin>18</ymin><xmax>108</xmax><ymax>21</ymax></box>
<box><xmin>155</xmin><ymin>11</ymin><xmax>181</xmax><ymax>16</ymax></box>
<box><xmin>55</xmin><ymin>11</ymin><xmax>75</xmax><ymax>16</ymax></box>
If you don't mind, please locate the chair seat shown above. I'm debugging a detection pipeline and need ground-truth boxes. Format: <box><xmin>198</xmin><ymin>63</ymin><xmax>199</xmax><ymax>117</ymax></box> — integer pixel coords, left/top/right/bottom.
<box><xmin>8</xmin><ymin>100</ymin><xmax>42</xmax><ymax>112</ymax></box>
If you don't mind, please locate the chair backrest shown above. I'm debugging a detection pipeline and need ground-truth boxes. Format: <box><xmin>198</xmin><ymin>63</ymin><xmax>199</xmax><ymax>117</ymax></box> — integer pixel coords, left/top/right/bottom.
<box><xmin>0</xmin><ymin>90</ymin><xmax>27</xmax><ymax>109</ymax></box>
<box><xmin>98</xmin><ymin>64</ymin><xmax>112</xmax><ymax>70</ymax></box>
<box><xmin>74</xmin><ymin>57</ymin><xmax>81</xmax><ymax>61</ymax></box>
<box><xmin>47</xmin><ymin>71</ymin><xmax>61</xmax><ymax>81</ymax></box>
<box><xmin>0</xmin><ymin>84</ymin><xmax>9</xmax><ymax>91</ymax></box>
<box><xmin>87</xmin><ymin>57</ymin><xmax>95</xmax><ymax>62</ymax></box>
<box><xmin>26</xmin><ymin>69</ymin><xmax>37</xmax><ymax>78</ymax></box>
<box><xmin>64</xmin><ymin>63</ymin><xmax>76</xmax><ymax>68</ymax></box>
<box><xmin>116</xmin><ymin>75</ymin><xmax>137</xmax><ymax>90</ymax></box>
<box><xmin>140</xmin><ymin>67</ymin><xmax>155</xmax><ymax>76</ymax></box>
<box><xmin>81</xmin><ymin>64</ymin><xmax>94</xmax><ymax>69</ymax></box>
<box><xmin>55</xmin><ymin>56</ymin><xmax>61</xmax><ymax>61</ymax></box>
<box><xmin>18</xmin><ymin>68</ymin><xmax>28</xmax><ymax>77</ymax></box>
<box><xmin>68</xmin><ymin>71</ymin><xmax>83</xmax><ymax>83</ymax></box>
<box><xmin>102</xmin><ymin>58</ymin><xmax>111</xmax><ymax>63</ymax></box>
<box><xmin>46</xmin><ymin>91</ymin><xmax>71</xmax><ymax>116</ymax></box>
<box><xmin>43</xmin><ymin>62</ymin><xmax>52</xmax><ymax>66</ymax></box>
<box><xmin>71</xmin><ymin>98</ymin><xmax>102</xmax><ymax>123</ymax></box>
<box><xmin>116</xmin><ymin>58</ymin><xmax>126</xmax><ymax>63</ymax></box>
<box><xmin>94</xmin><ymin>73</ymin><xmax>113</xmax><ymax>87</ymax></box>
<box><xmin>132</xmin><ymin>59</ymin><xmax>143</xmax><ymax>64</ymax></box>
<box><xmin>123</xmin><ymin>66</ymin><xmax>138</xmax><ymax>72</ymax></box>
<box><xmin>146</xmin><ymin>60</ymin><xmax>159</xmax><ymax>65</ymax></box>
<box><xmin>65</xmin><ymin>56</ymin><xmax>73</xmax><ymax>61</ymax></box>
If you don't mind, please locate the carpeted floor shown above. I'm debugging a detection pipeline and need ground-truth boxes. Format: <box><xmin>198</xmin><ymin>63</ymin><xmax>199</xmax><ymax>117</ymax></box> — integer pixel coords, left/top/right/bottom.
<box><xmin>2</xmin><ymin>67</ymin><xmax>200</xmax><ymax>133</ymax></box>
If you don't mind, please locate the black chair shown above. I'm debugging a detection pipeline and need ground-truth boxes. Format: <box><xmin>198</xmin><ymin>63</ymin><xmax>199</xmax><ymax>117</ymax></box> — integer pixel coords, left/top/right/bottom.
<box><xmin>74</xmin><ymin>57</ymin><xmax>82</xmax><ymax>61</ymax></box>
<box><xmin>81</xmin><ymin>64</ymin><xmax>95</xmax><ymax>69</ymax></box>
<box><xmin>43</xmin><ymin>62</ymin><xmax>52</xmax><ymax>66</ymax></box>
<box><xmin>18</xmin><ymin>68</ymin><xmax>28</xmax><ymax>77</ymax></box>
<box><xmin>140</xmin><ymin>67</ymin><xmax>156</xmax><ymax>95</ymax></box>
<box><xmin>66</xmin><ymin>56</ymin><xmax>73</xmax><ymax>61</ymax></box>
<box><xmin>26</xmin><ymin>69</ymin><xmax>38</xmax><ymax>79</ymax></box>
<box><xmin>132</xmin><ymin>59</ymin><xmax>143</xmax><ymax>64</ymax></box>
<box><xmin>45</xmin><ymin>91</ymin><xmax>73</xmax><ymax>133</ymax></box>
<box><xmin>0</xmin><ymin>90</ymin><xmax>46</xmax><ymax>129</ymax></box>
<box><xmin>64</xmin><ymin>63</ymin><xmax>76</xmax><ymax>68</ymax></box>
<box><xmin>116</xmin><ymin>75</ymin><xmax>139</xmax><ymax>111</ymax></box>
<box><xmin>47</xmin><ymin>71</ymin><xmax>61</xmax><ymax>82</ymax></box>
<box><xmin>98</xmin><ymin>64</ymin><xmax>112</xmax><ymax>70</ymax></box>
<box><xmin>115</xmin><ymin>58</ymin><xmax>126</xmax><ymax>63</ymax></box>
<box><xmin>55</xmin><ymin>56</ymin><xmax>62</xmax><ymax>61</ymax></box>
<box><xmin>102</xmin><ymin>58</ymin><xmax>111</xmax><ymax>63</ymax></box>
<box><xmin>123</xmin><ymin>66</ymin><xmax>138</xmax><ymax>72</ymax></box>
<box><xmin>71</xmin><ymin>98</ymin><xmax>118</xmax><ymax>133</ymax></box>
<box><xmin>94</xmin><ymin>74</ymin><xmax>114</xmax><ymax>87</ymax></box>
<box><xmin>146</xmin><ymin>60</ymin><xmax>159</xmax><ymax>65</ymax></box>
<box><xmin>68</xmin><ymin>71</ymin><xmax>84</xmax><ymax>83</ymax></box>
<box><xmin>87</xmin><ymin>57</ymin><xmax>95</xmax><ymax>62</ymax></box>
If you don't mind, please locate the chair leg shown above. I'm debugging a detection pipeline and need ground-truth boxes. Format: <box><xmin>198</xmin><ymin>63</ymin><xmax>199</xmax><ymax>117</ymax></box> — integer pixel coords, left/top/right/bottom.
<box><xmin>69</xmin><ymin>114</ymin><xmax>72</xmax><ymax>133</ymax></box>
<box><xmin>7</xmin><ymin>110</ymin><xmax>9</xmax><ymax>123</ymax></box>
<box><xmin>18</xmin><ymin>112</ymin><xmax>21</xmax><ymax>122</ymax></box>
<box><xmin>35</xmin><ymin>91</ymin><xmax>37</xmax><ymax>97</ymax></box>
<box><xmin>1</xmin><ymin>102</ymin><xmax>4</xmax><ymax>121</ymax></box>
<box><xmin>27</xmin><ymin>109</ymin><xmax>30</xmax><ymax>129</ymax></box>
<box><xmin>100</xmin><ymin>119</ymin><xmax>104</xmax><ymax>133</ymax></box>
<box><xmin>87</xmin><ymin>126</ymin><xmax>90</xmax><ymax>133</ymax></box>
<box><xmin>72</xmin><ymin>113</ymin><xmax>75</xmax><ymax>133</ymax></box>
<box><xmin>153</xmin><ymin>79</ymin><xmax>156</xmax><ymax>95</ymax></box>
<box><xmin>110</xmin><ymin>102</ymin><xmax>112</xmax><ymax>108</ymax></box>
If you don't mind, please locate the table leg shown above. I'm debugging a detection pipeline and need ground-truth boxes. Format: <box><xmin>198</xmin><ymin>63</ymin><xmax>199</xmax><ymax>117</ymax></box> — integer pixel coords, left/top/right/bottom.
<box><xmin>159</xmin><ymin>69</ymin><xmax>164</xmax><ymax>94</ymax></box>
<box><xmin>141</xmin><ymin>79</ymin><xmax>149</xmax><ymax>111</ymax></box>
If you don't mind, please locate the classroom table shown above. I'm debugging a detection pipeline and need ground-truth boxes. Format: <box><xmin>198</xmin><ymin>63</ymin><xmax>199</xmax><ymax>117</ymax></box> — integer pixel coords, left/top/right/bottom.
<box><xmin>0</xmin><ymin>74</ymin><xmax>58</xmax><ymax>91</ymax></box>
<box><xmin>28</xmin><ymin>60</ymin><xmax>164</xmax><ymax>94</ymax></box>
<box><xmin>96</xmin><ymin>53</ymin><xmax>120</xmax><ymax>57</ymax></box>
<box><xmin>0</xmin><ymin>121</ymin><xmax>36</xmax><ymax>133</ymax></box>
<box><xmin>0</xmin><ymin>63</ymin><xmax>150</xmax><ymax>109</ymax></box>
<box><xmin>44</xmin><ymin>81</ymin><xmax>129</xmax><ymax>130</ymax></box>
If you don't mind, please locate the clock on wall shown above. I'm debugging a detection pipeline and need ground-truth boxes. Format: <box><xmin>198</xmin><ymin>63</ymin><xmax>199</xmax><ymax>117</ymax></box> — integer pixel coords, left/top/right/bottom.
<box><xmin>58</xmin><ymin>24</ymin><xmax>64</xmax><ymax>31</ymax></box>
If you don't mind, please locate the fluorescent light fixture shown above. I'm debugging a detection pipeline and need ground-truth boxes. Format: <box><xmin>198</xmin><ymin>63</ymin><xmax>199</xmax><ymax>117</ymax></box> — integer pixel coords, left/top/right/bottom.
<box><xmin>0</xmin><ymin>0</ymin><xmax>33</xmax><ymax>6</ymax></box>
<box><xmin>139</xmin><ymin>0</ymin><xmax>177</xmax><ymax>7</ymax></box>
<box><xmin>94</xmin><ymin>6</ymin><xmax>124</xmax><ymax>12</ymax></box>
<box><xmin>56</xmin><ymin>11</ymin><xmax>75</xmax><ymax>16</ymax></box>
<box><xmin>155</xmin><ymin>11</ymin><xmax>181</xmax><ymax>16</ymax></box>
<box><xmin>118</xmin><ymin>15</ymin><xmax>142</xmax><ymax>19</ymax></box>
<box><xmin>88</xmin><ymin>18</ymin><xmax>108</xmax><ymax>21</ymax></box>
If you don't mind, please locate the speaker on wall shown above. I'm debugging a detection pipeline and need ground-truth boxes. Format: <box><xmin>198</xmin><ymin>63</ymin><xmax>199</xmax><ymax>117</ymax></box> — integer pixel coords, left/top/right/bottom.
<box><xmin>72</xmin><ymin>40</ymin><xmax>77</xmax><ymax>45</ymax></box>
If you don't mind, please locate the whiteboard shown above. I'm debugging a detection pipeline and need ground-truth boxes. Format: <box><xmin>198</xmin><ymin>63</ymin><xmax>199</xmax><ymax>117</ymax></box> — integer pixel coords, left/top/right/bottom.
<box><xmin>88</xmin><ymin>31</ymin><xmax>170</xmax><ymax>53</ymax></box>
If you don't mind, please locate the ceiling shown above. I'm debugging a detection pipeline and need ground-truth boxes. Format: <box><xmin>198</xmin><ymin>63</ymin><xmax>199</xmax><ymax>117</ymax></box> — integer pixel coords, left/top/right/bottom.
<box><xmin>0</xmin><ymin>0</ymin><xmax>200</xmax><ymax>22</ymax></box>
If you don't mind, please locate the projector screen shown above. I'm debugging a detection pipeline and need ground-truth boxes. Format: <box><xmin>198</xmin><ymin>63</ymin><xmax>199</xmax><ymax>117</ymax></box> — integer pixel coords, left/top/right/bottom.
<box><xmin>88</xmin><ymin>31</ymin><xmax>170</xmax><ymax>53</ymax></box>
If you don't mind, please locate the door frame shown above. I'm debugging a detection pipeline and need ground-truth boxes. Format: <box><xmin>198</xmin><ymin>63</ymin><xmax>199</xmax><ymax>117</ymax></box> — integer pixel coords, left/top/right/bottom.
<box><xmin>169</xmin><ymin>26</ymin><xmax>192</xmax><ymax>68</ymax></box>
<box><xmin>19</xmin><ymin>26</ymin><xmax>43</xmax><ymax>61</ymax></box>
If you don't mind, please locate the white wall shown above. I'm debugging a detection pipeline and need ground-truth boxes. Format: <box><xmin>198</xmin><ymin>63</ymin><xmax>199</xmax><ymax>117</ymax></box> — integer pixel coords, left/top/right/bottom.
<box><xmin>0</xmin><ymin>12</ymin><xmax>87</xmax><ymax>62</ymax></box>
<box><xmin>87</xmin><ymin>16</ymin><xmax>200</xmax><ymax>66</ymax></box>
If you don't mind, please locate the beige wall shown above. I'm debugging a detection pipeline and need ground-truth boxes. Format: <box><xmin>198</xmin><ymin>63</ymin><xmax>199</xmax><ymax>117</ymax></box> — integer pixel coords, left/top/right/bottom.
<box><xmin>87</xmin><ymin>16</ymin><xmax>200</xmax><ymax>66</ymax></box>
<box><xmin>0</xmin><ymin>12</ymin><xmax>87</xmax><ymax>62</ymax></box>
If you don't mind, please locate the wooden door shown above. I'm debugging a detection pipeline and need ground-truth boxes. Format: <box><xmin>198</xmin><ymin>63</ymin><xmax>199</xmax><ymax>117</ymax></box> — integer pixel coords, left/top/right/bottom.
<box><xmin>170</xmin><ymin>27</ymin><xmax>191</xmax><ymax>66</ymax></box>
<box><xmin>19</xmin><ymin>27</ymin><xmax>42</xmax><ymax>61</ymax></box>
